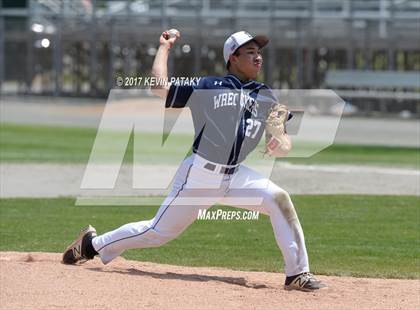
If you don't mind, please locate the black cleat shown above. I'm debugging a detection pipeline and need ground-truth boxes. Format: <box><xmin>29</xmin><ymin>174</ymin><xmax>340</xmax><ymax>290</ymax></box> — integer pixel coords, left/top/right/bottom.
<box><xmin>62</xmin><ymin>225</ymin><xmax>97</xmax><ymax>265</ymax></box>
<box><xmin>284</xmin><ymin>272</ymin><xmax>327</xmax><ymax>292</ymax></box>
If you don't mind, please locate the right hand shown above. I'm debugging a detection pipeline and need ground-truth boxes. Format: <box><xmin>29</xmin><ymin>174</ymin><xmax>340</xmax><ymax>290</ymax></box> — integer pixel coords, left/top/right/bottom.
<box><xmin>159</xmin><ymin>29</ymin><xmax>180</xmax><ymax>49</ymax></box>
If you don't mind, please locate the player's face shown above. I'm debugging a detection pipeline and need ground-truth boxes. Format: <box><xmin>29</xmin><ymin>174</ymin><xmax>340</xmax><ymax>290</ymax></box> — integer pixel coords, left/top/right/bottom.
<box><xmin>230</xmin><ymin>41</ymin><xmax>263</xmax><ymax>80</ymax></box>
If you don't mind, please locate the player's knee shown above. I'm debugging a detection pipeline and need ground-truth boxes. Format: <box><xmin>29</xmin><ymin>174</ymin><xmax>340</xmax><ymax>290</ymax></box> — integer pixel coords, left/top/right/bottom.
<box><xmin>261</xmin><ymin>189</ymin><xmax>288</xmax><ymax>214</ymax></box>
<box><xmin>272</xmin><ymin>190</ymin><xmax>299</xmax><ymax>222</ymax></box>
<box><xmin>273</xmin><ymin>190</ymin><xmax>292</xmax><ymax>208</ymax></box>
<box><xmin>154</xmin><ymin>236</ymin><xmax>172</xmax><ymax>247</ymax></box>
<box><xmin>149</xmin><ymin>233</ymin><xmax>173</xmax><ymax>247</ymax></box>
<box><xmin>152</xmin><ymin>228</ymin><xmax>183</xmax><ymax>246</ymax></box>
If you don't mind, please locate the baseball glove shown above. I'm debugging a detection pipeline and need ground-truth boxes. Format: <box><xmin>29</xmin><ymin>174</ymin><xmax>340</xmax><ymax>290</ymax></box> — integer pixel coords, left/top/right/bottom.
<box><xmin>265</xmin><ymin>104</ymin><xmax>292</xmax><ymax>157</ymax></box>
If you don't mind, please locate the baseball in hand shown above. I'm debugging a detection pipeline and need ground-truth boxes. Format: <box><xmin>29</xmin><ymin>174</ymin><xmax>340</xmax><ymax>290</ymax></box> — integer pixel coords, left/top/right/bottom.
<box><xmin>166</xmin><ymin>28</ymin><xmax>180</xmax><ymax>39</ymax></box>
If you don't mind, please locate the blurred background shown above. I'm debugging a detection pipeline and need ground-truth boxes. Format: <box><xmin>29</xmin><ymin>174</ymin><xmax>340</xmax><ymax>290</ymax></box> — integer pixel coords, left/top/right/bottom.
<box><xmin>0</xmin><ymin>0</ymin><xmax>418</xmax><ymax>222</ymax></box>
<box><xmin>0</xmin><ymin>0</ymin><xmax>419</xmax><ymax>117</ymax></box>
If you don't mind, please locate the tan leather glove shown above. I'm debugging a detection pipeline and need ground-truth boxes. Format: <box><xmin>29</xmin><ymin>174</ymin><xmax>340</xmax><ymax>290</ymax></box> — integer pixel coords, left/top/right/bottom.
<box><xmin>265</xmin><ymin>104</ymin><xmax>292</xmax><ymax>157</ymax></box>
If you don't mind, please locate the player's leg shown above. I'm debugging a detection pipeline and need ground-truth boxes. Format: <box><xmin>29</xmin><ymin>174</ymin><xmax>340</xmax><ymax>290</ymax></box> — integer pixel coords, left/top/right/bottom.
<box><xmin>92</xmin><ymin>199</ymin><xmax>209</xmax><ymax>264</ymax></box>
<box><xmin>223</xmin><ymin>165</ymin><xmax>309</xmax><ymax>277</ymax></box>
<box><xmin>63</xmin><ymin>157</ymin><xmax>216</xmax><ymax>265</ymax></box>
<box><xmin>224</xmin><ymin>165</ymin><xmax>325</xmax><ymax>291</ymax></box>
<box><xmin>91</xmin><ymin>159</ymin><xmax>217</xmax><ymax>264</ymax></box>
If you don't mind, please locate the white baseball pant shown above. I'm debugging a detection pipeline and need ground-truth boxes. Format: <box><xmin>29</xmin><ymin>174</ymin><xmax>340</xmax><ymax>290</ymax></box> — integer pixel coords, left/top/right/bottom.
<box><xmin>92</xmin><ymin>154</ymin><xmax>310</xmax><ymax>276</ymax></box>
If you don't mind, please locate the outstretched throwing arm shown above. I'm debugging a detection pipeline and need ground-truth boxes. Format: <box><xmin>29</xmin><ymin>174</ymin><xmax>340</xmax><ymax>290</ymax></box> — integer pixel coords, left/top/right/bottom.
<box><xmin>150</xmin><ymin>29</ymin><xmax>180</xmax><ymax>99</ymax></box>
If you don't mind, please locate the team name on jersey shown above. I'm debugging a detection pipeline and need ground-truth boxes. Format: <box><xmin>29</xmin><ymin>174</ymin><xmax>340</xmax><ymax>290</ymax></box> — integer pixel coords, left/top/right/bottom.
<box><xmin>213</xmin><ymin>92</ymin><xmax>238</xmax><ymax>109</ymax></box>
<box><xmin>213</xmin><ymin>91</ymin><xmax>258</xmax><ymax>117</ymax></box>
<box><xmin>240</xmin><ymin>91</ymin><xmax>258</xmax><ymax>117</ymax></box>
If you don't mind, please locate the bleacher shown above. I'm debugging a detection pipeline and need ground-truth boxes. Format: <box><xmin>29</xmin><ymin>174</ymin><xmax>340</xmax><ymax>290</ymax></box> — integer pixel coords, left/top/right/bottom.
<box><xmin>325</xmin><ymin>70</ymin><xmax>420</xmax><ymax>114</ymax></box>
<box><xmin>0</xmin><ymin>0</ymin><xmax>419</xmax><ymax>117</ymax></box>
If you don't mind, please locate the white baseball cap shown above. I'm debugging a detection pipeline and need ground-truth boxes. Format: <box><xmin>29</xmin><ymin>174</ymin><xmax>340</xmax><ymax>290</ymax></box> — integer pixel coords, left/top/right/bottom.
<box><xmin>223</xmin><ymin>31</ymin><xmax>269</xmax><ymax>64</ymax></box>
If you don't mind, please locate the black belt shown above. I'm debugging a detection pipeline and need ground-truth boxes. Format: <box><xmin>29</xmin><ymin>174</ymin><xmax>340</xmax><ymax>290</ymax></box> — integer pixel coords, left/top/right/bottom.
<box><xmin>204</xmin><ymin>163</ymin><xmax>238</xmax><ymax>175</ymax></box>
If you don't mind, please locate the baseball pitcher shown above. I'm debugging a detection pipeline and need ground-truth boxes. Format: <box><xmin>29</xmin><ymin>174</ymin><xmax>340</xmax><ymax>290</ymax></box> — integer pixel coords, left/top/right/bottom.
<box><xmin>62</xmin><ymin>29</ymin><xmax>326</xmax><ymax>292</ymax></box>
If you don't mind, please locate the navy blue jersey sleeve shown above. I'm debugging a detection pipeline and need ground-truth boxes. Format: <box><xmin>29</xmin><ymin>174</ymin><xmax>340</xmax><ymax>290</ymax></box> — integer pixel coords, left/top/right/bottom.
<box><xmin>165</xmin><ymin>77</ymin><xmax>209</xmax><ymax>108</ymax></box>
<box><xmin>165</xmin><ymin>84</ymin><xmax>194</xmax><ymax>108</ymax></box>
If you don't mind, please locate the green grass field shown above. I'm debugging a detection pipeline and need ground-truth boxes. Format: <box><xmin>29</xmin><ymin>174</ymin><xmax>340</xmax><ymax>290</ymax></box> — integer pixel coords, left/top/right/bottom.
<box><xmin>1</xmin><ymin>122</ymin><xmax>419</xmax><ymax>280</ymax></box>
<box><xmin>1</xmin><ymin>123</ymin><xmax>419</xmax><ymax>167</ymax></box>
<box><xmin>0</xmin><ymin>196</ymin><xmax>418</xmax><ymax>279</ymax></box>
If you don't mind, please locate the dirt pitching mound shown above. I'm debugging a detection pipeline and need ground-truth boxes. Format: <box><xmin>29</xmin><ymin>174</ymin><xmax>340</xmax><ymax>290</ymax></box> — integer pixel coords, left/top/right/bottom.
<box><xmin>0</xmin><ymin>252</ymin><xmax>418</xmax><ymax>310</ymax></box>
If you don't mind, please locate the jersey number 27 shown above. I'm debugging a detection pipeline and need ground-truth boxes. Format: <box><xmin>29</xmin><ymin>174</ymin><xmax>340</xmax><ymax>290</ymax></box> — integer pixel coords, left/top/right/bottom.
<box><xmin>245</xmin><ymin>119</ymin><xmax>262</xmax><ymax>139</ymax></box>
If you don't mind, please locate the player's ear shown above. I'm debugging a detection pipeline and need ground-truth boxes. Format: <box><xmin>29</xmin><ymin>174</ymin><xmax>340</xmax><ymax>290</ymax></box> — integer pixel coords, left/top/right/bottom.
<box><xmin>229</xmin><ymin>54</ymin><xmax>238</xmax><ymax>66</ymax></box>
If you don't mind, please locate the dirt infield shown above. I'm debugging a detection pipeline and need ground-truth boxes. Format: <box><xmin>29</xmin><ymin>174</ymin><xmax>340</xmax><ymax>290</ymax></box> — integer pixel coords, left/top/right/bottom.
<box><xmin>1</xmin><ymin>252</ymin><xmax>418</xmax><ymax>310</ymax></box>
